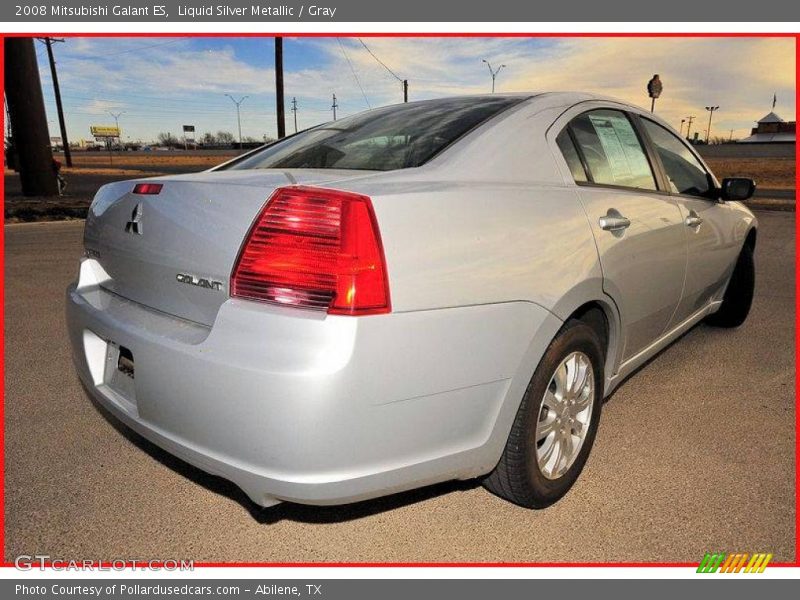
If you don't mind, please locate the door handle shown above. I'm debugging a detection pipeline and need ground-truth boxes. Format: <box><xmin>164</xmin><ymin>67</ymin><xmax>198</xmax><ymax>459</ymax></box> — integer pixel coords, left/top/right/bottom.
<box><xmin>599</xmin><ymin>214</ymin><xmax>631</xmax><ymax>232</ymax></box>
<box><xmin>685</xmin><ymin>213</ymin><xmax>703</xmax><ymax>227</ymax></box>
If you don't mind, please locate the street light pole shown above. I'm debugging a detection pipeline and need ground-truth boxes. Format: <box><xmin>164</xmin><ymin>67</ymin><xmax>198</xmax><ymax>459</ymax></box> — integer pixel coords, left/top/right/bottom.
<box><xmin>704</xmin><ymin>105</ymin><xmax>719</xmax><ymax>144</ymax></box>
<box><xmin>291</xmin><ymin>96</ymin><xmax>298</xmax><ymax>133</ymax></box>
<box><xmin>482</xmin><ymin>59</ymin><xmax>506</xmax><ymax>93</ymax></box>
<box><xmin>679</xmin><ymin>119</ymin><xmax>686</xmax><ymax>136</ymax></box>
<box><xmin>109</xmin><ymin>111</ymin><xmax>125</xmax><ymax>152</ymax></box>
<box><xmin>109</xmin><ymin>111</ymin><xmax>124</xmax><ymax>131</ymax></box>
<box><xmin>225</xmin><ymin>94</ymin><xmax>249</xmax><ymax>146</ymax></box>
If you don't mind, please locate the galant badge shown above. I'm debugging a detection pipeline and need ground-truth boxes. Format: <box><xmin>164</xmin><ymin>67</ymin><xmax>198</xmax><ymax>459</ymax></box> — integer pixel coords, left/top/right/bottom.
<box><xmin>176</xmin><ymin>273</ymin><xmax>224</xmax><ymax>292</ymax></box>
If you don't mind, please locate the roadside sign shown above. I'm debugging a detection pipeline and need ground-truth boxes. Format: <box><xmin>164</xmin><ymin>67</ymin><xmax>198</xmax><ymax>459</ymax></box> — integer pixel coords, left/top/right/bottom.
<box><xmin>183</xmin><ymin>125</ymin><xmax>195</xmax><ymax>132</ymax></box>
<box><xmin>90</xmin><ymin>125</ymin><xmax>120</xmax><ymax>138</ymax></box>
<box><xmin>647</xmin><ymin>74</ymin><xmax>663</xmax><ymax>98</ymax></box>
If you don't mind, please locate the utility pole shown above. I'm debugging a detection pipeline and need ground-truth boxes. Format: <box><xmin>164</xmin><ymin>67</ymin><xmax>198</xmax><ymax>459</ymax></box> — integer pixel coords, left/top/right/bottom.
<box><xmin>275</xmin><ymin>36</ymin><xmax>286</xmax><ymax>139</ymax></box>
<box><xmin>332</xmin><ymin>93</ymin><xmax>338</xmax><ymax>121</ymax></box>
<box><xmin>729</xmin><ymin>129</ymin><xmax>735</xmax><ymax>142</ymax></box>
<box><xmin>41</xmin><ymin>37</ymin><xmax>72</xmax><ymax>167</ymax></box>
<box><xmin>482</xmin><ymin>59</ymin><xmax>506</xmax><ymax>93</ymax></box>
<box><xmin>704</xmin><ymin>105</ymin><xmax>719</xmax><ymax>143</ymax></box>
<box><xmin>403</xmin><ymin>79</ymin><xmax>408</xmax><ymax>103</ymax></box>
<box><xmin>290</xmin><ymin>97</ymin><xmax>298</xmax><ymax>133</ymax></box>
<box><xmin>5</xmin><ymin>38</ymin><xmax>59</xmax><ymax>196</ymax></box>
<box><xmin>685</xmin><ymin>115</ymin><xmax>695</xmax><ymax>140</ymax></box>
<box><xmin>225</xmin><ymin>94</ymin><xmax>248</xmax><ymax>146</ymax></box>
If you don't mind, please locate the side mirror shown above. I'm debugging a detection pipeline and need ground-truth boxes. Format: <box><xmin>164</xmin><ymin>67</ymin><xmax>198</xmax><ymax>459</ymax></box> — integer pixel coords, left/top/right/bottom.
<box><xmin>720</xmin><ymin>177</ymin><xmax>756</xmax><ymax>201</ymax></box>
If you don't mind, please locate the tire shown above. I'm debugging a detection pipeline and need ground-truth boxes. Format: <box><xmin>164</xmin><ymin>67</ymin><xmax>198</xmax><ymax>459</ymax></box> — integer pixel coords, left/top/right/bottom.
<box><xmin>483</xmin><ymin>320</ymin><xmax>604</xmax><ymax>508</ymax></box>
<box><xmin>706</xmin><ymin>243</ymin><xmax>755</xmax><ymax>328</ymax></box>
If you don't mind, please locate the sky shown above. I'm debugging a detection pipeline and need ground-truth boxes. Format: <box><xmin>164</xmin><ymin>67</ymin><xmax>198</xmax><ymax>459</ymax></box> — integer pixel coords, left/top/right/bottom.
<box><xmin>31</xmin><ymin>36</ymin><xmax>796</xmax><ymax>144</ymax></box>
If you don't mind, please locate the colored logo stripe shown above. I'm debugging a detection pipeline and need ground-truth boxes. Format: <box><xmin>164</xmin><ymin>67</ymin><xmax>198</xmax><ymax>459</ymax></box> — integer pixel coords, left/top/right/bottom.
<box><xmin>697</xmin><ymin>552</ymin><xmax>772</xmax><ymax>573</ymax></box>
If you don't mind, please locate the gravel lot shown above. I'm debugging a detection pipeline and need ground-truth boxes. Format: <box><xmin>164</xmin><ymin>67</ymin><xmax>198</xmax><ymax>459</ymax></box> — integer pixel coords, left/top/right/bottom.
<box><xmin>3</xmin><ymin>212</ymin><xmax>795</xmax><ymax>564</ymax></box>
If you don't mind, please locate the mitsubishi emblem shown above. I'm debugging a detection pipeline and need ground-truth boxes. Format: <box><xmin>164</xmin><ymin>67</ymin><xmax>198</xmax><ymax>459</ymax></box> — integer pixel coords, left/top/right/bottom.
<box><xmin>126</xmin><ymin>203</ymin><xmax>143</xmax><ymax>235</ymax></box>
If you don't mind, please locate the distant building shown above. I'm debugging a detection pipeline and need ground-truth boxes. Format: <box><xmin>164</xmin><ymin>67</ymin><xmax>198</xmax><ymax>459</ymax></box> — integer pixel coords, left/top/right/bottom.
<box><xmin>739</xmin><ymin>111</ymin><xmax>795</xmax><ymax>143</ymax></box>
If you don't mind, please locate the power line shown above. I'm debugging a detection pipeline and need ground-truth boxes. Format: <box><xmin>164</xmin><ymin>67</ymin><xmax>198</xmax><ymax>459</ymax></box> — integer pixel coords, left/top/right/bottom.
<box><xmin>357</xmin><ymin>38</ymin><xmax>403</xmax><ymax>82</ymax></box>
<box><xmin>57</xmin><ymin>39</ymin><xmax>184</xmax><ymax>60</ymax></box>
<box><xmin>337</xmin><ymin>38</ymin><xmax>371</xmax><ymax>109</ymax></box>
<box><xmin>55</xmin><ymin>90</ymin><xmax>334</xmax><ymax>112</ymax></box>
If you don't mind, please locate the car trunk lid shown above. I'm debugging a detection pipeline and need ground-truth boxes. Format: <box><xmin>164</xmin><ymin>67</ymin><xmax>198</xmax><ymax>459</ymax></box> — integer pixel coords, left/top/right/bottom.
<box><xmin>83</xmin><ymin>169</ymin><xmax>376</xmax><ymax>326</ymax></box>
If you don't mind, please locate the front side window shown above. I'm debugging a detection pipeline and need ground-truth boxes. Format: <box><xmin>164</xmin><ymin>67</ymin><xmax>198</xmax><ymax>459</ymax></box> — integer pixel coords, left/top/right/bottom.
<box><xmin>223</xmin><ymin>96</ymin><xmax>525</xmax><ymax>172</ymax></box>
<box><xmin>568</xmin><ymin>109</ymin><xmax>657</xmax><ymax>190</ymax></box>
<box><xmin>641</xmin><ymin>119</ymin><xmax>712</xmax><ymax>197</ymax></box>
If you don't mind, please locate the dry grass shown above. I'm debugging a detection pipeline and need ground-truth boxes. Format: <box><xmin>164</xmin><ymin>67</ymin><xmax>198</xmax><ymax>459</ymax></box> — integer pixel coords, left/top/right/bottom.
<box><xmin>705</xmin><ymin>157</ymin><xmax>795</xmax><ymax>190</ymax></box>
<box><xmin>66</xmin><ymin>154</ymin><xmax>796</xmax><ymax>190</ymax></box>
<box><xmin>62</xmin><ymin>152</ymin><xmax>237</xmax><ymax>170</ymax></box>
<box><xmin>29</xmin><ymin>152</ymin><xmax>800</xmax><ymax>191</ymax></box>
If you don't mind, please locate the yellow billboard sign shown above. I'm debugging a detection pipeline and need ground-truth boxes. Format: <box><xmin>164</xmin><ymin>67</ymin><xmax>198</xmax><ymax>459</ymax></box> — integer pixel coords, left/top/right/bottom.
<box><xmin>90</xmin><ymin>125</ymin><xmax>120</xmax><ymax>138</ymax></box>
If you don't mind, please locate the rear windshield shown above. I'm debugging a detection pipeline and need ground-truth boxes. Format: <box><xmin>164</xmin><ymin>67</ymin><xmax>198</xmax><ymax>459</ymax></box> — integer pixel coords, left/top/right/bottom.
<box><xmin>224</xmin><ymin>96</ymin><xmax>525</xmax><ymax>172</ymax></box>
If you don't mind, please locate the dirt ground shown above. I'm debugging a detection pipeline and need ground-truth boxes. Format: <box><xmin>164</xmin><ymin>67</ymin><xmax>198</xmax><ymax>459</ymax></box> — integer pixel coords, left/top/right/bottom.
<box><xmin>704</xmin><ymin>157</ymin><xmax>795</xmax><ymax>190</ymax></box>
<box><xmin>59</xmin><ymin>153</ymin><xmax>794</xmax><ymax>189</ymax></box>
<box><xmin>57</xmin><ymin>150</ymin><xmax>238</xmax><ymax>175</ymax></box>
<box><xmin>4</xmin><ymin>152</ymin><xmax>795</xmax><ymax>223</ymax></box>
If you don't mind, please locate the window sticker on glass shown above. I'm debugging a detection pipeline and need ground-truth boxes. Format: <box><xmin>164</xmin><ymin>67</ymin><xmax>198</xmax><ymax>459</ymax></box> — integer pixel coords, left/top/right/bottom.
<box><xmin>587</xmin><ymin>113</ymin><xmax>654</xmax><ymax>189</ymax></box>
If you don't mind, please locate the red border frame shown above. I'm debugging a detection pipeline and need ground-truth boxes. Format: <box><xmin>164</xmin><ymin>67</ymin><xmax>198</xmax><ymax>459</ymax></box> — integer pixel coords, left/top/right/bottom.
<box><xmin>0</xmin><ymin>30</ymin><xmax>797</xmax><ymax>570</ymax></box>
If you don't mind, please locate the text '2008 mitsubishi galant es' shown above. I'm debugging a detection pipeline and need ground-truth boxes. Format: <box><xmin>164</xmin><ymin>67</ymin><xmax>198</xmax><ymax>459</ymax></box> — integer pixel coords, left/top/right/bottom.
<box><xmin>67</xmin><ymin>93</ymin><xmax>757</xmax><ymax>509</ymax></box>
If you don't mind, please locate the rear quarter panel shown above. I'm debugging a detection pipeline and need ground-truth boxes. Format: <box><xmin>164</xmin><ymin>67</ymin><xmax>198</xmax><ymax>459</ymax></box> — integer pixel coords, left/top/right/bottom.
<box><xmin>349</xmin><ymin>180</ymin><xmax>603</xmax><ymax>317</ymax></box>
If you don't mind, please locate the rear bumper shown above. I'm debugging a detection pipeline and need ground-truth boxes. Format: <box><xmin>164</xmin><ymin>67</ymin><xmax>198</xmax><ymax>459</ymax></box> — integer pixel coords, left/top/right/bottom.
<box><xmin>66</xmin><ymin>259</ymin><xmax>561</xmax><ymax>506</ymax></box>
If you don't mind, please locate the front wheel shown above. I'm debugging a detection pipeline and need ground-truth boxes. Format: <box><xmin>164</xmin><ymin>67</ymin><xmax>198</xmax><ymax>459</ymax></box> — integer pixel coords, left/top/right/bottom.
<box><xmin>483</xmin><ymin>320</ymin><xmax>604</xmax><ymax>508</ymax></box>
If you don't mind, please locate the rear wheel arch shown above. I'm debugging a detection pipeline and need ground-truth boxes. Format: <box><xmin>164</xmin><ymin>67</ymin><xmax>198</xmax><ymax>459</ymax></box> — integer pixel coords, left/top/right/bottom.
<box><xmin>569</xmin><ymin>303</ymin><xmax>609</xmax><ymax>359</ymax></box>
<box><xmin>562</xmin><ymin>300</ymin><xmax>619</xmax><ymax>390</ymax></box>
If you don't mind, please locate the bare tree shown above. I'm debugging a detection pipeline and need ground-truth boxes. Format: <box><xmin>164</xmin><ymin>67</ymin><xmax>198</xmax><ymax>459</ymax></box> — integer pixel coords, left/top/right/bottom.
<box><xmin>216</xmin><ymin>130</ymin><xmax>235</xmax><ymax>145</ymax></box>
<box><xmin>710</xmin><ymin>135</ymin><xmax>735</xmax><ymax>145</ymax></box>
<box><xmin>157</xmin><ymin>132</ymin><xmax>179</xmax><ymax>147</ymax></box>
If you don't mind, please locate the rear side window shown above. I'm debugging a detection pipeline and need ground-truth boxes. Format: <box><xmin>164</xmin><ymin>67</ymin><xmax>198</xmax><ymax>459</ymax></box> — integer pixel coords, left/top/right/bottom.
<box><xmin>225</xmin><ymin>96</ymin><xmax>525</xmax><ymax>172</ymax></box>
<box><xmin>569</xmin><ymin>109</ymin><xmax>657</xmax><ymax>190</ymax></box>
<box><xmin>641</xmin><ymin>119</ymin><xmax>712</xmax><ymax>197</ymax></box>
<box><xmin>556</xmin><ymin>130</ymin><xmax>588</xmax><ymax>182</ymax></box>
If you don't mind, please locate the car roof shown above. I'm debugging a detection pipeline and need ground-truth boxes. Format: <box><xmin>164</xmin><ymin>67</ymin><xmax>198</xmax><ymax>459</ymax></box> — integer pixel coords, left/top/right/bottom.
<box><xmin>388</xmin><ymin>92</ymin><xmax>650</xmax><ymax>115</ymax></box>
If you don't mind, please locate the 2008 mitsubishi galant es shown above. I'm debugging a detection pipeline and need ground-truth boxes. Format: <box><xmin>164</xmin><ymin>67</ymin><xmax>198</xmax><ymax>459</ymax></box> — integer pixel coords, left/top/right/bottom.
<box><xmin>66</xmin><ymin>93</ymin><xmax>757</xmax><ymax>509</ymax></box>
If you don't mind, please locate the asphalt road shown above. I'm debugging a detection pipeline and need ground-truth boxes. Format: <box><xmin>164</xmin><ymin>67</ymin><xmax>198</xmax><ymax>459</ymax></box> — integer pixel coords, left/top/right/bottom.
<box><xmin>4</xmin><ymin>212</ymin><xmax>796</xmax><ymax>563</ymax></box>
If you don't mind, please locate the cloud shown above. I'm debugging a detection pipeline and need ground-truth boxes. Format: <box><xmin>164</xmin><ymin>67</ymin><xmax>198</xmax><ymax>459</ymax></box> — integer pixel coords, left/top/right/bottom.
<box><xmin>499</xmin><ymin>37</ymin><xmax>796</xmax><ymax>136</ymax></box>
<box><xmin>37</xmin><ymin>36</ymin><xmax>795</xmax><ymax>142</ymax></box>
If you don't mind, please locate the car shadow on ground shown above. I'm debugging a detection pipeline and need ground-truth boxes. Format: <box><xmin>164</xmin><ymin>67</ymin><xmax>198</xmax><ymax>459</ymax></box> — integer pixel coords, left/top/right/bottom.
<box><xmin>84</xmin><ymin>320</ymin><xmax>716</xmax><ymax>525</ymax></box>
<box><xmin>87</xmin><ymin>392</ymin><xmax>482</xmax><ymax>525</ymax></box>
<box><xmin>83</xmin><ymin>319</ymin><xmax>718</xmax><ymax>526</ymax></box>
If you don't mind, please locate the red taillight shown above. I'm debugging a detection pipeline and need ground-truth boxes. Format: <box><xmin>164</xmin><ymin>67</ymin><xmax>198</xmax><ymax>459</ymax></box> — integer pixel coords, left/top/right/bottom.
<box><xmin>231</xmin><ymin>186</ymin><xmax>391</xmax><ymax>316</ymax></box>
<box><xmin>133</xmin><ymin>183</ymin><xmax>163</xmax><ymax>195</ymax></box>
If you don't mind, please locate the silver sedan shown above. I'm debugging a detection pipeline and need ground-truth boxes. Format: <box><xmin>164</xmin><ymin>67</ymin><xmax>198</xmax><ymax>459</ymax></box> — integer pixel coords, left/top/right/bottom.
<box><xmin>66</xmin><ymin>93</ymin><xmax>757</xmax><ymax>509</ymax></box>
